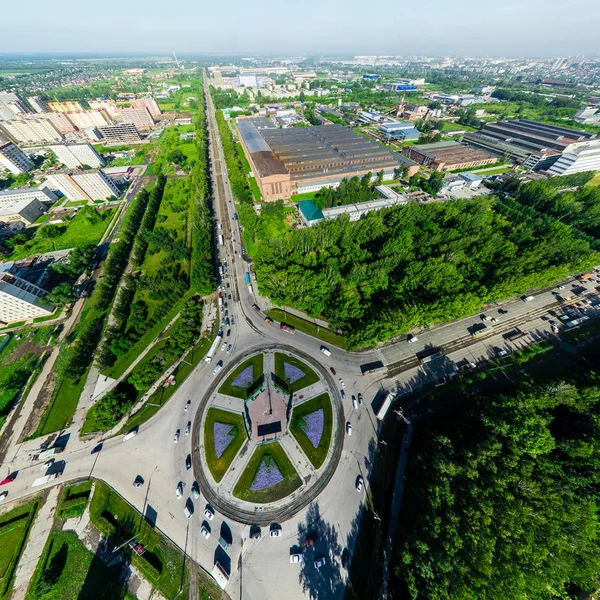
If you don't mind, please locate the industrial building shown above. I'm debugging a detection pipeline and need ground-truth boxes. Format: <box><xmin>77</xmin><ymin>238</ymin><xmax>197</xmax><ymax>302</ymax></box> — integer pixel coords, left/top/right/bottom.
<box><xmin>380</xmin><ymin>83</ymin><xmax>418</xmax><ymax>92</ymax></box>
<box><xmin>0</xmin><ymin>187</ymin><xmax>57</xmax><ymax>208</ymax></box>
<box><xmin>0</xmin><ymin>117</ymin><xmax>63</xmax><ymax>145</ymax></box>
<box><xmin>402</xmin><ymin>141</ymin><xmax>497</xmax><ymax>171</ymax></box>
<box><xmin>237</xmin><ymin>121</ymin><xmax>418</xmax><ymax>201</ymax></box>
<box><xmin>95</xmin><ymin>123</ymin><xmax>141</xmax><ymax>144</ymax></box>
<box><xmin>0</xmin><ymin>196</ymin><xmax>47</xmax><ymax>225</ymax></box>
<box><xmin>0</xmin><ymin>271</ymin><xmax>53</xmax><ymax>324</ymax></box>
<box><xmin>49</xmin><ymin>143</ymin><xmax>105</xmax><ymax>169</ymax></box>
<box><xmin>546</xmin><ymin>145</ymin><xmax>600</xmax><ymax>176</ymax></box>
<box><xmin>120</xmin><ymin>107</ymin><xmax>155</xmax><ymax>128</ymax></box>
<box><xmin>380</xmin><ymin>121</ymin><xmax>420</xmax><ymax>141</ymax></box>
<box><xmin>45</xmin><ymin>169</ymin><xmax>120</xmax><ymax>202</ymax></box>
<box><xmin>0</xmin><ymin>139</ymin><xmax>34</xmax><ymax>175</ymax></box>
<box><xmin>462</xmin><ymin>119</ymin><xmax>600</xmax><ymax>171</ymax></box>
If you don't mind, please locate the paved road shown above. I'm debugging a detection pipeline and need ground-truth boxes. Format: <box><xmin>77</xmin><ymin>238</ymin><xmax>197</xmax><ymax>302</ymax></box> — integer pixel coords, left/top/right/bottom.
<box><xmin>1</xmin><ymin>76</ymin><xmax>599</xmax><ymax>600</ymax></box>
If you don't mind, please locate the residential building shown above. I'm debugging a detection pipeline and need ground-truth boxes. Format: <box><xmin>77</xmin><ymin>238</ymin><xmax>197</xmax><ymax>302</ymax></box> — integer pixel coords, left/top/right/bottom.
<box><xmin>0</xmin><ymin>139</ymin><xmax>34</xmax><ymax>174</ymax></box>
<box><xmin>402</xmin><ymin>141</ymin><xmax>497</xmax><ymax>171</ymax></box>
<box><xmin>0</xmin><ymin>271</ymin><xmax>52</xmax><ymax>324</ymax></box>
<box><xmin>0</xmin><ymin>187</ymin><xmax>58</xmax><ymax>208</ymax></box>
<box><xmin>45</xmin><ymin>170</ymin><xmax>120</xmax><ymax>201</ymax></box>
<box><xmin>48</xmin><ymin>101</ymin><xmax>83</xmax><ymax>113</ymax></box>
<box><xmin>0</xmin><ymin>118</ymin><xmax>63</xmax><ymax>145</ymax></box>
<box><xmin>546</xmin><ymin>145</ymin><xmax>600</xmax><ymax>176</ymax></box>
<box><xmin>42</xmin><ymin>112</ymin><xmax>76</xmax><ymax>134</ymax></box>
<box><xmin>237</xmin><ymin>120</ymin><xmax>418</xmax><ymax>201</ymax></box>
<box><xmin>96</xmin><ymin>123</ymin><xmax>141</xmax><ymax>144</ymax></box>
<box><xmin>27</xmin><ymin>96</ymin><xmax>50</xmax><ymax>114</ymax></box>
<box><xmin>65</xmin><ymin>110</ymin><xmax>113</xmax><ymax>130</ymax></box>
<box><xmin>49</xmin><ymin>143</ymin><xmax>105</xmax><ymax>169</ymax></box>
<box><xmin>131</xmin><ymin>97</ymin><xmax>161</xmax><ymax>118</ymax></box>
<box><xmin>89</xmin><ymin>100</ymin><xmax>121</xmax><ymax>120</ymax></box>
<box><xmin>0</xmin><ymin>196</ymin><xmax>47</xmax><ymax>225</ymax></box>
<box><xmin>120</xmin><ymin>108</ymin><xmax>155</xmax><ymax>128</ymax></box>
<box><xmin>0</xmin><ymin>92</ymin><xmax>30</xmax><ymax>121</ymax></box>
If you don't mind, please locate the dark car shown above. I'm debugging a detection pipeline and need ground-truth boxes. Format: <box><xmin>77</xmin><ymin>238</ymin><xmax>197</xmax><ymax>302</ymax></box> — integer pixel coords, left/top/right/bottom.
<box><xmin>185</xmin><ymin>455</ymin><xmax>192</xmax><ymax>470</ymax></box>
<box><xmin>498</xmin><ymin>308</ymin><xmax>508</xmax><ymax>315</ymax></box>
<box><xmin>330</xmin><ymin>367</ymin><xmax>336</xmax><ymax>376</ymax></box>
<box><xmin>305</xmin><ymin>532</ymin><xmax>319</xmax><ymax>547</ymax></box>
<box><xmin>133</xmin><ymin>475</ymin><xmax>144</xmax><ymax>488</ymax></box>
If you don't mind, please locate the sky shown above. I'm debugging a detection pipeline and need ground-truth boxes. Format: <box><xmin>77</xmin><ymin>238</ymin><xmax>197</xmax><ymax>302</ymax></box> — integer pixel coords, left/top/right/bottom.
<box><xmin>2</xmin><ymin>0</ymin><xmax>600</xmax><ymax>57</ymax></box>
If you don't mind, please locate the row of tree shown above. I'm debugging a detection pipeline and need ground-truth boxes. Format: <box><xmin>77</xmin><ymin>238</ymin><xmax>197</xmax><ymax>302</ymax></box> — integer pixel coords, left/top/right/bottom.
<box><xmin>131</xmin><ymin>175</ymin><xmax>166</xmax><ymax>266</ymax></box>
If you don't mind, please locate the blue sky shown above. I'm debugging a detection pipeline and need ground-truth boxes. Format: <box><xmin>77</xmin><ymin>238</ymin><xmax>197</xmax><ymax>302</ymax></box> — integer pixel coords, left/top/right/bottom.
<box><xmin>2</xmin><ymin>0</ymin><xmax>599</xmax><ymax>56</ymax></box>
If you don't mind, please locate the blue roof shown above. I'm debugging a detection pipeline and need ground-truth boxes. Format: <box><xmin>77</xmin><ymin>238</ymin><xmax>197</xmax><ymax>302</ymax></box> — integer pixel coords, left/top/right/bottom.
<box><xmin>298</xmin><ymin>200</ymin><xmax>324</xmax><ymax>223</ymax></box>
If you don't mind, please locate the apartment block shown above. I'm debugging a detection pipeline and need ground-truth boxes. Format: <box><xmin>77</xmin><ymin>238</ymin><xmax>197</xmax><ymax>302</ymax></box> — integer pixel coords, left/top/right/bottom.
<box><xmin>49</xmin><ymin>143</ymin><xmax>105</xmax><ymax>169</ymax></box>
<box><xmin>0</xmin><ymin>272</ymin><xmax>53</xmax><ymax>325</ymax></box>
<box><xmin>131</xmin><ymin>97</ymin><xmax>161</xmax><ymax>118</ymax></box>
<box><xmin>0</xmin><ymin>196</ymin><xmax>47</xmax><ymax>225</ymax></box>
<box><xmin>48</xmin><ymin>101</ymin><xmax>83</xmax><ymax>113</ymax></box>
<box><xmin>27</xmin><ymin>96</ymin><xmax>50</xmax><ymax>114</ymax></box>
<box><xmin>0</xmin><ymin>187</ymin><xmax>58</xmax><ymax>208</ymax></box>
<box><xmin>0</xmin><ymin>140</ymin><xmax>34</xmax><ymax>175</ymax></box>
<box><xmin>0</xmin><ymin>92</ymin><xmax>31</xmax><ymax>121</ymax></box>
<box><xmin>42</xmin><ymin>112</ymin><xmax>77</xmax><ymax>134</ymax></box>
<box><xmin>96</xmin><ymin>123</ymin><xmax>141</xmax><ymax>144</ymax></box>
<box><xmin>120</xmin><ymin>107</ymin><xmax>155</xmax><ymax>128</ymax></box>
<box><xmin>65</xmin><ymin>110</ymin><xmax>113</xmax><ymax>130</ymax></box>
<box><xmin>46</xmin><ymin>170</ymin><xmax>120</xmax><ymax>201</ymax></box>
<box><xmin>547</xmin><ymin>145</ymin><xmax>600</xmax><ymax>176</ymax></box>
<box><xmin>0</xmin><ymin>117</ymin><xmax>63</xmax><ymax>145</ymax></box>
<box><xmin>89</xmin><ymin>100</ymin><xmax>122</xmax><ymax>120</ymax></box>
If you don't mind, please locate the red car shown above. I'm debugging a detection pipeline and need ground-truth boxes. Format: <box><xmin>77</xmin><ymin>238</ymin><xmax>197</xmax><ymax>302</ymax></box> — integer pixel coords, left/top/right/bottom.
<box><xmin>305</xmin><ymin>533</ymin><xmax>319</xmax><ymax>547</ymax></box>
<box><xmin>0</xmin><ymin>473</ymin><xmax>17</xmax><ymax>485</ymax></box>
<box><xmin>330</xmin><ymin>367</ymin><xmax>336</xmax><ymax>376</ymax></box>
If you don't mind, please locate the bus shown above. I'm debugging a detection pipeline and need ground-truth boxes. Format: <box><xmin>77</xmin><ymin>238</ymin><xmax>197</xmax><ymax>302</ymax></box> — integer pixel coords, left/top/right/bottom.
<box><xmin>218</xmin><ymin>234</ymin><xmax>224</xmax><ymax>246</ymax></box>
<box><xmin>376</xmin><ymin>392</ymin><xmax>395</xmax><ymax>421</ymax></box>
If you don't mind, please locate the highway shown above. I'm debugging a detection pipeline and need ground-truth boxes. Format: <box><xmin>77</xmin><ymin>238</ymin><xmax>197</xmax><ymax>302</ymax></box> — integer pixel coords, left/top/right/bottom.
<box><xmin>0</xmin><ymin>77</ymin><xmax>599</xmax><ymax>600</ymax></box>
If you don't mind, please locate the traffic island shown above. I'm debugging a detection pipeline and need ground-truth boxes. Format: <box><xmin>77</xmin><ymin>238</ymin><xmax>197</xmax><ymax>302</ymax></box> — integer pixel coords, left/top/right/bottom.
<box><xmin>218</xmin><ymin>353</ymin><xmax>264</xmax><ymax>399</ymax></box>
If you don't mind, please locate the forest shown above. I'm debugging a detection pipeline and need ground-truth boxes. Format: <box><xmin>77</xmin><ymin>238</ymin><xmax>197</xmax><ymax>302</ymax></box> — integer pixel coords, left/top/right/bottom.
<box><xmin>393</xmin><ymin>337</ymin><xmax>600</xmax><ymax>600</ymax></box>
<box><xmin>253</xmin><ymin>187</ymin><xmax>600</xmax><ymax>349</ymax></box>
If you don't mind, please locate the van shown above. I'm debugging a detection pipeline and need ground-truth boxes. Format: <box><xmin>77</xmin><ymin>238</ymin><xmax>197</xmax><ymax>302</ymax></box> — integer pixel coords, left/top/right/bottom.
<box><xmin>184</xmin><ymin>505</ymin><xmax>192</xmax><ymax>519</ymax></box>
<box><xmin>320</xmin><ymin>346</ymin><xmax>331</xmax><ymax>357</ymax></box>
<box><xmin>352</xmin><ymin>397</ymin><xmax>359</xmax><ymax>410</ymax></box>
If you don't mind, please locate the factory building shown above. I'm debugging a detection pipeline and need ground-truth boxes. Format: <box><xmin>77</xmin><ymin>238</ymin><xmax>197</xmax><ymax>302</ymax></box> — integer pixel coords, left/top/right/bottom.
<box><xmin>131</xmin><ymin>97</ymin><xmax>161</xmax><ymax>118</ymax></box>
<box><xmin>402</xmin><ymin>141</ymin><xmax>497</xmax><ymax>171</ymax></box>
<box><xmin>380</xmin><ymin>83</ymin><xmax>418</xmax><ymax>92</ymax></box>
<box><xmin>48</xmin><ymin>101</ymin><xmax>83</xmax><ymax>113</ymax></box>
<box><xmin>0</xmin><ymin>139</ymin><xmax>34</xmax><ymax>175</ymax></box>
<box><xmin>49</xmin><ymin>143</ymin><xmax>105</xmax><ymax>169</ymax></box>
<box><xmin>64</xmin><ymin>110</ymin><xmax>113</xmax><ymax>130</ymax></box>
<box><xmin>237</xmin><ymin>120</ymin><xmax>418</xmax><ymax>201</ymax></box>
<box><xmin>380</xmin><ymin>121</ymin><xmax>421</xmax><ymax>141</ymax></box>
<box><xmin>45</xmin><ymin>169</ymin><xmax>120</xmax><ymax>201</ymax></box>
<box><xmin>0</xmin><ymin>271</ymin><xmax>53</xmax><ymax>325</ymax></box>
<box><xmin>89</xmin><ymin>100</ymin><xmax>122</xmax><ymax>120</ymax></box>
<box><xmin>546</xmin><ymin>145</ymin><xmax>600</xmax><ymax>176</ymax></box>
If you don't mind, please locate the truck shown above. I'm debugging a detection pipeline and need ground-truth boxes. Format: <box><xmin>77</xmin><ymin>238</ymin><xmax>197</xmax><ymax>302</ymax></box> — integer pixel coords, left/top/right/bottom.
<box><xmin>505</xmin><ymin>328</ymin><xmax>529</xmax><ymax>342</ymax></box>
<box><xmin>205</xmin><ymin>334</ymin><xmax>223</xmax><ymax>363</ymax></box>
<box><xmin>280</xmin><ymin>323</ymin><xmax>295</xmax><ymax>334</ymax></box>
<box><xmin>218</xmin><ymin>296</ymin><xmax>223</xmax><ymax>308</ymax></box>
<box><xmin>218</xmin><ymin>234</ymin><xmax>224</xmax><ymax>246</ymax></box>
<box><xmin>417</xmin><ymin>348</ymin><xmax>444</xmax><ymax>364</ymax></box>
<box><xmin>211</xmin><ymin>562</ymin><xmax>230</xmax><ymax>590</ymax></box>
<box><xmin>32</xmin><ymin>472</ymin><xmax>59</xmax><ymax>488</ymax></box>
<box><xmin>376</xmin><ymin>392</ymin><xmax>395</xmax><ymax>421</ymax></box>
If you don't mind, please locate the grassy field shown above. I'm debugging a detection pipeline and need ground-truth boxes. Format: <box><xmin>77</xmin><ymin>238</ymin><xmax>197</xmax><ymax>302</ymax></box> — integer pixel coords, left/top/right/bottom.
<box><xmin>0</xmin><ymin>499</ymin><xmax>40</xmax><ymax>599</ymax></box>
<box><xmin>273</xmin><ymin>352</ymin><xmax>319</xmax><ymax>393</ymax></box>
<box><xmin>56</xmin><ymin>481</ymin><xmax>93</xmax><ymax>520</ymax></box>
<box><xmin>290</xmin><ymin>191</ymin><xmax>318</xmax><ymax>202</ymax></box>
<box><xmin>266</xmin><ymin>309</ymin><xmax>347</xmax><ymax>349</ymax></box>
<box><xmin>218</xmin><ymin>353</ymin><xmax>264</xmax><ymax>399</ymax></box>
<box><xmin>26</xmin><ymin>531</ymin><xmax>136</xmax><ymax>600</ymax></box>
<box><xmin>9</xmin><ymin>208</ymin><xmax>114</xmax><ymax>260</ymax></box>
<box><xmin>89</xmin><ymin>482</ymin><xmax>193</xmax><ymax>599</ymax></box>
<box><xmin>289</xmin><ymin>393</ymin><xmax>333</xmax><ymax>469</ymax></box>
<box><xmin>586</xmin><ymin>172</ymin><xmax>600</xmax><ymax>187</ymax></box>
<box><xmin>233</xmin><ymin>441</ymin><xmax>302</xmax><ymax>504</ymax></box>
<box><xmin>204</xmin><ymin>407</ymin><xmax>248</xmax><ymax>483</ymax></box>
<box><xmin>472</xmin><ymin>165</ymin><xmax>514</xmax><ymax>176</ymax></box>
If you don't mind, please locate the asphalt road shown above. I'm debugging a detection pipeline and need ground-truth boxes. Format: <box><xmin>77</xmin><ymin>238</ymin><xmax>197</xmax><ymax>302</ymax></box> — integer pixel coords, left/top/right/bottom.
<box><xmin>1</xmin><ymin>79</ymin><xmax>599</xmax><ymax>600</ymax></box>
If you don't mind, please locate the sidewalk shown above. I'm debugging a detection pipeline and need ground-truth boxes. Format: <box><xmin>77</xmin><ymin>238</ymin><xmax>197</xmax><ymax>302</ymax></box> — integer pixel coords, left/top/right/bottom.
<box><xmin>11</xmin><ymin>486</ymin><xmax>60</xmax><ymax>600</ymax></box>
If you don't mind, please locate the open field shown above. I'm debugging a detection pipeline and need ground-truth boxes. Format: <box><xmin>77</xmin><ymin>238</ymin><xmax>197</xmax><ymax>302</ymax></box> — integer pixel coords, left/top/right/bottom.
<box><xmin>204</xmin><ymin>407</ymin><xmax>248</xmax><ymax>483</ymax></box>
<box><xmin>289</xmin><ymin>393</ymin><xmax>333</xmax><ymax>469</ymax></box>
<box><xmin>232</xmin><ymin>441</ymin><xmax>302</xmax><ymax>503</ymax></box>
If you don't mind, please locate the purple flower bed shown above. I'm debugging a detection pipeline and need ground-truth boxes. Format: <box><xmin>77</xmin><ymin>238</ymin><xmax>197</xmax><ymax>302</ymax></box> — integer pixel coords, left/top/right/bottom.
<box><xmin>232</xmin><ymin>366</ymin><xmax>254</xmax><ymax>388</ymax></box>
<box><xmin>214</xmin><ymin>422</ymin><xmax>236</xmax><ymax>458</ymax></box>
<box><xmin>301</xmin><ymin>409</ymin><xmax>324</xmax><ymax>449</ymax></box>
<box><xmin>250</xmin><ymin>456</ymin><xmax>284</xmax><ymax>490</ymax></box>
<box><xmin>284</xmin><ymin>362</ymin><xmax>305</xmax><ymax>384</ymax></box>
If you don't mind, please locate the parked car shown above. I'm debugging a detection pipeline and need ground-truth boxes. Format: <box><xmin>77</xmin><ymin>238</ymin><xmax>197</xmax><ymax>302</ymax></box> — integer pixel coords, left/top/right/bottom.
<box><xmin>250</xmin><ymin>526</ymin><xmax>261</xmax><ymax>540</ymax></box>
<box><xmin>132</xmin><ymin>475</ymin><xmax>144</xmax><ymax>488</ymax></box>
<box><xmin>173</xmin><ymin>430</ymin><xmax>180</xmax><ymax>443</ymax></box>
<box><xmin>200</xmin><ymin>524</ymin><xmax>211</xmax><ymax>539</ymax></box>
<box><xmin>356</xmin><ymin>475</ymin><xmax>364</xmax><ymax>492</ymax></box>
<box><xmin>341</xmin><ymin>389</ymin><xmax>346</xmax><ymax>399</ymax></box>
<box><xmin>204</xmin><ymin>506</ymin><xmax>214</xmax><ymax>520</ymax></box>
<box><xmin>407</xmin><ymin>334</ymin><xmax>418</xmax><ymax>343</ymax></box>
<box><xmin>0</xmin><ymin>491</ymin><xmax>7</xmax><ymax>502</ymax></box>
<box><xmin>175</xmin><ymin>482</ymin><xmax>183</xmax><ymax>498</ymax></box>
<box><xmin>185</xmin><ymin>455</ymin><xmax>192</xmax><ymax>470</ymax></box>
<box><xmin>41</xmin><ymin>459</ymin><xmax>54</xmax><ymax>470</ymax></box>
<box><xmin>330</xmin><ymin>366</ymin><xmax>336</xmax><ymax>375</ymax></box>
<box><xmin>346</xmin><ymin>422</ymin><xmax>352</xmax><ymax>436</ymax></box>
<box><xmin>290</xmin><ymin>553</ymin><xmax>304</xmax><ymax>564</ymax></box>
<box><xmin>314</xmin><ymin>556</ymin><xmax>327</xmax><ymax>569</ymax></box>
<box><xmin>270</xmin><ymin>524</ymin><xmax>282</xmax><ymax>537</ymax></box>
<box><xmin>192</xmin><ymin>482</ymin><xmax>200</xmax><ymax>499</ymax></box>
<box><xmin>305</xmin><ymin>533</ymin><xmax>318</xmax><ymax>547</ymax></box>
<box><xmin>339</xmin><ymin>378</ymin><xmax>345</xmax><ymax>387</ymax></box>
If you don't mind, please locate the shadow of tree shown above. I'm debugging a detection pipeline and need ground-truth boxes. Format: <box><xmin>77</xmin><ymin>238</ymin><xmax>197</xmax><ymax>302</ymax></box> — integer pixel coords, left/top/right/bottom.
<box><xmin>31</xmin><ymin>543</ymin><xmax>68</xmax><ymax>597</ymax></box>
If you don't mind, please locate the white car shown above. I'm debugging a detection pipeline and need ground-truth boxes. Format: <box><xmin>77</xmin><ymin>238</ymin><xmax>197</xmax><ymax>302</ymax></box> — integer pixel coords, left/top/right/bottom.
<box><xmin>175</xmin><ymin>483</ymin><xmax>183</xmax><ymax>499</ymax></box>
<box><xmin>558</xmin><ymin>285</ymin><xmax>565</xmax><ymax>290</ymax></box>
<box><xmin>339</xmin><ymin>378</ymin><xmax>345</xmax><ymax>388</ymax></box>
<box><xmin>314</xmin><ymin>556</ymin><xmax>327</xmax><ymax>569</ymax></box>
<box><xmin>200</xmin><ymin>525</ymin><xmax>211</xmax><ymax>539</ymax></box>
<box><xmin>356</xmin><ymin>475</ymin><xmax>364</xmax><ymax>492</ymax></box>
<box><xmin>552</xmin><ymin>325</ymin><xmax>559</xmax><ymax>333</ymax></box>
<box><xmin>41</xmin><ymin>459</ymin><xmax>54</xmax><ymax>470</ymax></box>
<box><xmin>270</xmin><ymin>528</ymin><xmax>282</xmax><ymax>538</ymax></box>
<box><xmin>185</xmin><ymin>421</ymin><xmax>191</xmax><ymax>435</ymax></box>
<box><xmin>0</xmin><ymin>491</ymin><xmax>7</xmax><ymax>502</ymax></box>
<box><xmin>184</xmin><ymin>400</ymin><xmax>191</xmax><ymax>412</ymax></box>
<box><xmin>346</xmin><ymin>422</ymin><xmax>352</xmax><ymax>436</ymax></box>
<box><xmin>221</xmin><ymin>342</ymin><xmax>227</xmax><ymax>352</ymax></box>
<box><xmin>204</xmin><ymin>506</ymin><xmax>214</xmax><ymax>521</ymax></box>
<box><xmin>173</xmin><ymin>430</ymin><xmax>180</xmax><ymax>443</ymax></box>
<box><xmin>226</xmin><ymin>344</ymin><xmax>232</xmax><ymax>354</ymax></box>
<box><xmin>407</xmin><ymin>334</ymin><xmax>418</xmax><ymax>344</ymax></box>
<box><xmin>290</xmin><ymin>553</ymin><xmax>304</xmax><ymax>564</ymax></box>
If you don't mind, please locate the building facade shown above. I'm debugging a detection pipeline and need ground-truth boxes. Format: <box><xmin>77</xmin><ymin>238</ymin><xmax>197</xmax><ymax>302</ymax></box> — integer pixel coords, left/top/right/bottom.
<box><xmin>27</xmin><ymin>96</ymin><xmax>50</xmax><ymax>114</ymax></box>
<box><xmin>65</xmin><ymin>110</ymin><xmax>113</xmax><ymax>130</ymax></box>
<box><xmin>96</xmin><ymin>123</ymin><xmax>141</xmax><ymax>144</ymax></box>
<box><xmin>45</xmin><ymin>170</ymin><xmax>120</xmax><ymax>201</ymax></box>
<box><xmin>0</xmin><ymin>197</ymin><xmax>47</xmax><ymax>224</ymax></box>
<box><xmin>88</xmin><ymin>100</ymin><xmax>122</xmax><ymax>120</ymax></box>
<box><xmin>131</xmin><ymin>97</ymin><xmax>161</xmax><ymax>118</ymax></box>
<box><xmin>0</xmin><ymin>92</ymin><xmax>30</xmax><ymax>121</ymax></box>
<box><xmin>0</xmin><ymin>272</ymin><xmax>52</xmax><ymax>324</ymax></box>
<box><xmin>120</xmin><ymin>108</ymin><xmax>155</xmax><ymax>128</ymax></box>
<box><xmin>0</xmin><ymin>118</ymin><xmax>63</xmax><ymax>145</ymax></box>
<box><xmin>49</xmin><ymin>143</ymin><xmax>105</xmax><ymax>169</ymax></box>
<box><xmin>0</xmin><ymin>140</ymin><xmax>34</xmax><ymax>175</ymax></box>
<box><xmin>0</xmin><ymin>187</ymin><xmax>57</xmax><ymax>208</ymax></box>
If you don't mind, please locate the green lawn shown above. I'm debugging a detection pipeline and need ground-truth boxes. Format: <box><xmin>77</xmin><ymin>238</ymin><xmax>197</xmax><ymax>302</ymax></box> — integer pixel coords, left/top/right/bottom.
<box><xmin>204</xmin><ymin>407</ymin><xmax>248</xmax><ymax>483</ymax></box>
<box><xmin>89</xmin><ymin>482</ymin><xmax>195</xmax><ymax>599</ymax></box>
<box><xmin>64</xmin><ymin>200</ymin><xmax>89</xmax><ymax>208</ymax></box>
<box><xmin>0</xmin><ymin>499</ymin><xmax>40</xmax><ymax>599</ymax></box>
<box><xmin>120</xmin><ymin>335</ymin><xmax>212</xmax><ymax>433</ymax></box>
<box><xmin>289</xmin><ymin>393</ymin><xmax>333</xmax><ymax>469</ymax></box>
<box><xmin>25</xmin><ymin>531</ymin><xmax>136</xmax><ymax>600</ymax></box>
<box><xmin>248</xmin><ymin>176</ymin><xmax>262</xmax><ymax>201</ymax></box>
<box><xmin>586</xmin><ymin>172</ymin><xmax>600</xmax><ymax>187</ymax></box>
<box><xmin>273</xmin><ymin>352</ymin><xmax>319</xmax><ymax>393</ymax></box>
<box><xmin>233</xmin><ymin>441</ymin><xmax>302</xmax><ymax>504</ymax></box>
<box><xmin>9</xmin><ymin>208</ymin><xmax>114</xmax><ymax>260</ymax></box>
<box><xmin>56</xmin><ymin>481</ymin><xmax>93</xmax><ymax>520</ymax></box>
<box><xmin>290</xmin><ymin>191</ymin><xmax>318</xmax><ymax>202</ymax></box>
<box><xmin>218</xmin><ymin>353</ymin><xmax>264</xmax><ymax>399</ymax></box>
<box><xmin>266</xmin><ymin>309</ymin><xmax>347</xmax><ymax>349</ymax></box>
<box><xmin>472</xmin><ymin>166</ymin><xmax>514</xmax><ymax>176</ymax></box>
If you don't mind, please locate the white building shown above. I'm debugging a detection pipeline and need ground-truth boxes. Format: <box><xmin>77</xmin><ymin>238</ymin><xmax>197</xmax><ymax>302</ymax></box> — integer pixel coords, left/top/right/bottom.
<box><xmin>96</xmin><ymin>123</ymin><xmax>141</xmax><ymax>144</ymax></box>
<box><xmin>88</xmin><ymin>100</ymin><xmax>121</xmax><ymax>120</ymax></box>
<box><xmin>45</xmin><ymin>170</ymin><xmax>120</xmax><ymax>201</ymax></box>
<box><xmin>0</xmin><ymin>187</ymin><xmax>57</xmax><ymax>208</ymax></box>
<box><xmin>0</xmin><ymin>92</ymin><xmax>30</xmax><ymax>121</ymax></box>
<box><xmin>65</xmin><ymin>110</ymin><xmax>113</xmax><ymax>130</ymax></box>
<box><xmin>237</xmin><ymin>74</ymin><xmax>258</xmax><ymax>88</ymax></box>
<box><xmin>0</xmin><ymin>140</ymin><xmax>34</xmax><ymax>175</ymax></box>
<box><xmin>547</xmin><ymin>144</ymin><xmax>600</xmax><ymax>176</ymax></box>
<box><xmin>0</xmin><ymin>196</ymin><xmax>47</xmax><ymax>224</ymax></box>
<box><xmin>131</xmin><ymin>97</ymin><xmax>161</xmax><ymax>118</ymax></box>
<box><xmin>0</xmin><ymin>272</ymin><xmax>53</xmax><ymax>324</ymax></box>
<box><xmin>27</xmin><ymin>96</ymin><xmax>50</xmax><ymax>114</ymax></box>
<box><xmin>49</xmin><ymin>143</ymin><xmax>105</xmax><ymax>169</ymax></box>
<box><xmin>120</xmin><ymin>108</ymin><xmax>155</xmax><ymax>128</ymax></box>
<box><xmin>0</xmin><ymin>118</ymin><xmax>63</xmax><ymax>145</ymax></box>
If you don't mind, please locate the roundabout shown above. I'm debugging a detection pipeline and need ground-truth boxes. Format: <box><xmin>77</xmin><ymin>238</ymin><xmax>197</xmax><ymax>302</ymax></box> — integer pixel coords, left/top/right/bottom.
<box><xmin>192</xmin><ymin>344</ymin><xmax>345</xmax><ymax>525</ymax></box>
